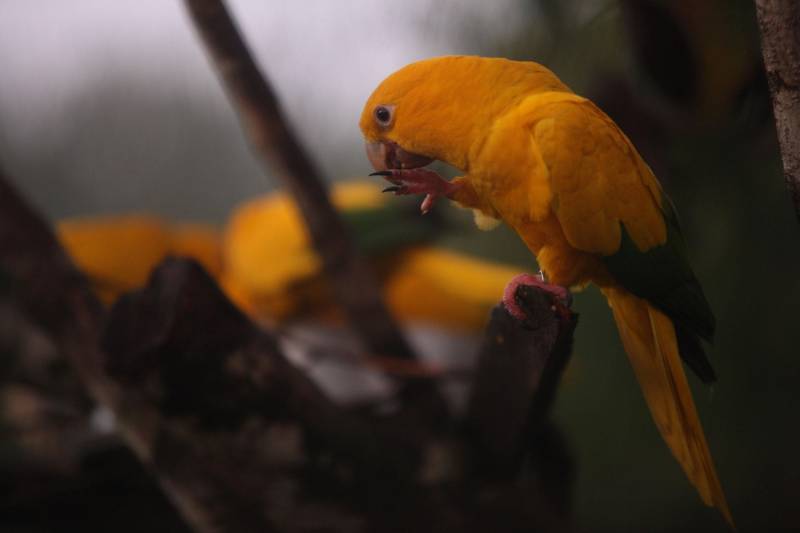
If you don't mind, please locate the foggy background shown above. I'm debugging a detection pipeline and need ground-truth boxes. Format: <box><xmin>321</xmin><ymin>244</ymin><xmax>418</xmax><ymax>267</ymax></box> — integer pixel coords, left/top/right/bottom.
<box><xmin>1</xmin><ymin>0</ymin><xmax>552</xmax><ymax>221</ymax></box>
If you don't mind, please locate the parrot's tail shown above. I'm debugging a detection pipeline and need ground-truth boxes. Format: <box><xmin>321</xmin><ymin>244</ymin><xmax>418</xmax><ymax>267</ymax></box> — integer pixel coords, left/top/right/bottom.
<box><xmin>603</xmin><ymin>287</ymin><xmax>734</xmax><ymax>528</ymax></box>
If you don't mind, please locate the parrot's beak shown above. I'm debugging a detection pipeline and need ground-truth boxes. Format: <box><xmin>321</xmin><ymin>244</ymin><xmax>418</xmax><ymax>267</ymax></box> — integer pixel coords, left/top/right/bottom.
<box><xmin>365</xmin><ymin>141</ymin><xmax>433</xmax><ymax>171</ymax></box>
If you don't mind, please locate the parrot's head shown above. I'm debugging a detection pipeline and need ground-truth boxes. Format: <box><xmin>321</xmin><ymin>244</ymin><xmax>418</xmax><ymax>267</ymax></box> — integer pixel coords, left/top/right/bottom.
<box><xmin>360</xmin><ymin>56</ymin><xmax>498</xmax><ymax>173</ymax></box>
<box><xmin>360</xmin><ymin>55</ymin><xmax>569</xmax><ymax>173</ymax></box>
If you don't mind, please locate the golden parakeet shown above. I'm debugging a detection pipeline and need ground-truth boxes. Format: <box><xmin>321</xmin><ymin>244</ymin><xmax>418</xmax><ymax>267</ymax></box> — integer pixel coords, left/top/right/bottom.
<box><xmin>360</xmin><ymin>56</ymin><xmax>732</xmax><ymax>526</ymax></box>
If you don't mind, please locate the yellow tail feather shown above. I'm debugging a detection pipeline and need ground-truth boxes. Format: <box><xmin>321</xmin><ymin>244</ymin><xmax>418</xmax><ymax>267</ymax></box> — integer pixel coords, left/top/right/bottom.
<box><xmin>603</xmin><ymin>287</ymin><xmax>734</xmax><ymax>528</ymax></box>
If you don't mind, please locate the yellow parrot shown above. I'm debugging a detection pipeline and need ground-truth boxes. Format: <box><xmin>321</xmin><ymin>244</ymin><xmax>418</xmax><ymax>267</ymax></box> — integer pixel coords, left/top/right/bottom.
<box><xmin>360</xmin><ymin>56</ymin><xmax>732</xmax><ymax>526</ymax></box>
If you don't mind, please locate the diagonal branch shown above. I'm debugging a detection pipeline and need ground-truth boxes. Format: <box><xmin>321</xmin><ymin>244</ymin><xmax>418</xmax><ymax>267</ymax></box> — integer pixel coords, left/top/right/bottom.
<box><xmin>755</xmin><ymin>0</ymin><xmax>800</xmax><ymax>222</ymax></box>
<box><xmin>182</xmin><ymin>0</ymin><xmax>416</xmax><ymax>360</ymax></box>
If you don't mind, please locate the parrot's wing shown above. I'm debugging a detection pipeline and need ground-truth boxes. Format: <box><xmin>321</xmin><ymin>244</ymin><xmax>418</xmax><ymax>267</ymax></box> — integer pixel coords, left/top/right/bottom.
<box><xmin>603</xmin><ymin>199</ymin><xmax>717</xmax><ymax>381</ymax></box>
<box><xmin>532</xmin><ymin>99</ymin><xmax>716</xmax><ymax>381</ymax></box>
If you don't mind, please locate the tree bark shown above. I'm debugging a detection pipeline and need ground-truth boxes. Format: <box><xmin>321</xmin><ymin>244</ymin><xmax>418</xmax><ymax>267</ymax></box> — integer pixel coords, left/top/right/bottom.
<box><xmin>755</xmin><ymin>0</ymin><xmax>800</xmax><ymax>221</ymax></box>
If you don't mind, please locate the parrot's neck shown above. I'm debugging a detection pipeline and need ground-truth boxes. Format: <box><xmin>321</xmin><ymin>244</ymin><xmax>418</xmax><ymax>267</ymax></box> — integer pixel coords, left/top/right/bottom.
<box><xmin>389</xmin><ymin>119</ymin><xmax>476</xmax><ymax>173</ymax></box>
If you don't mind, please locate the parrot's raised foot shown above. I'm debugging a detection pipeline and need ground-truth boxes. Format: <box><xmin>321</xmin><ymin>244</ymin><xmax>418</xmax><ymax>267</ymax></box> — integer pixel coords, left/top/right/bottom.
<box><xmin>502</xmin><ymin>273</ymin><xmax>572</xmax><ymax>321</ymax></box>
<box><xmin>370</xmin><ymin>168</ymin><xmax>460</xmax><ymax>214</ymax></box>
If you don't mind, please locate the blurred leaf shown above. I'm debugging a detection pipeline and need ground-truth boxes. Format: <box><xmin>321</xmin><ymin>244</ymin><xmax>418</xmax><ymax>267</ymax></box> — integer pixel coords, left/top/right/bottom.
<box><xmin>343</xmin><ymin>204</ymin><xmax>437</xmax><ymax>255</ymax></box>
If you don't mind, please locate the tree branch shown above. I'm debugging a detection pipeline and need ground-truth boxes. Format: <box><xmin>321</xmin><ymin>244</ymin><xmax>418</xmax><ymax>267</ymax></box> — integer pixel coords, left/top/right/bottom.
<box><xmin>102</xmin><ymin>259</ymin><xmax>418</xmax><ymax>533</ymax></box>
<box><xmin>182</xmin><ymin>0</ymin><xmax>416</xmax><ymax>361</ymax></box>
<box><xmin>0</xmin><ymin>168</ymin><xmax>395</xmax><ymax>532</ymax></box>
<box><xmin>0</xmin><ymin>166</ymin><xmax>577</xmax><ymax>532</ymax></box>
<box><xmin>755</xmin><ymin>0</ymin><xmax>800</xmax><ymax>221</ymax></box>
<box><xmin>466</xmin><ymin>286</ymin><xmax>577</xmax><ymax>517</ymax></box>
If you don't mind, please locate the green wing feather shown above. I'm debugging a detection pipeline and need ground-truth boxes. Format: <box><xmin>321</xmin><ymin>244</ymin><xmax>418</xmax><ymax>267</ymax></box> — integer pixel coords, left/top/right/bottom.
<box><xmin>603</xmin><ymin>198</ymin><xmax>717</xmax><ymax>382</ymax></box>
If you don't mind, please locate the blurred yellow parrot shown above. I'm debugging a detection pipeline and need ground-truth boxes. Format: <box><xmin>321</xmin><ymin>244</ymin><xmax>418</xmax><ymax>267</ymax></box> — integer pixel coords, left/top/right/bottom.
<box><xmin>360</xmin><ymin>56</ymin><xmax>732</xmax><ymax>526</ymax></box>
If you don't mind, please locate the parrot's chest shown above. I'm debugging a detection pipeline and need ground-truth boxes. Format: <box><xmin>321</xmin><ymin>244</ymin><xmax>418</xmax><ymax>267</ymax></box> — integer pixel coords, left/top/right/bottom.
<box><xmin>469</xmin><ymin>169</ymin><xmax>535</xmax><ymax>223</ymax></box>
<box><xmin>513</xmin><ymin>215</ymin><xmax>607</xmax><ymax>288</ymax></box>
<box><xmin>465</xmin><ymin>164</ymin><xmax>603</xmax><ymax>287</ymax></box>
<box><xmin>473</xmin><ymin>177</ymin><xmax>603</xmax><ymax>287</ymax></box>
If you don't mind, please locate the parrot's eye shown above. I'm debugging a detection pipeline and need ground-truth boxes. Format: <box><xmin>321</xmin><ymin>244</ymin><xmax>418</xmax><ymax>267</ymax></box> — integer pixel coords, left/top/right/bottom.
<box><xmin>374</xmin><ymin>105</ymin><xmax>394</xmax><ymax>128</ymax></box>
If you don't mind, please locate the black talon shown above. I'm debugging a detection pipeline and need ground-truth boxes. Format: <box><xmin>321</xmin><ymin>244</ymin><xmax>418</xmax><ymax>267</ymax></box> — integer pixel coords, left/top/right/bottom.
<box><xmin>382</xmin><ymin>186</ymin><xmax>400</xmax><ymax>193</ymax></box>
<box><xmin>370</xmin><ymin>171</ymin><xmax>392</xmax><ymax>177</ymax></box>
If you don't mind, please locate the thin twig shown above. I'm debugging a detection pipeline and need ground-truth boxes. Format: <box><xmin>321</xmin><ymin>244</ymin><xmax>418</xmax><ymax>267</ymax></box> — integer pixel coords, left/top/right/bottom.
<box><xmin>182</xmin><ymin>0</ymin><xmax>416</xmax><ymax>360</ymax></box>
<box><xmin>755</xmin><ymin>0</ymin><xmax>800</xmax><ymax>222</ymax></box>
